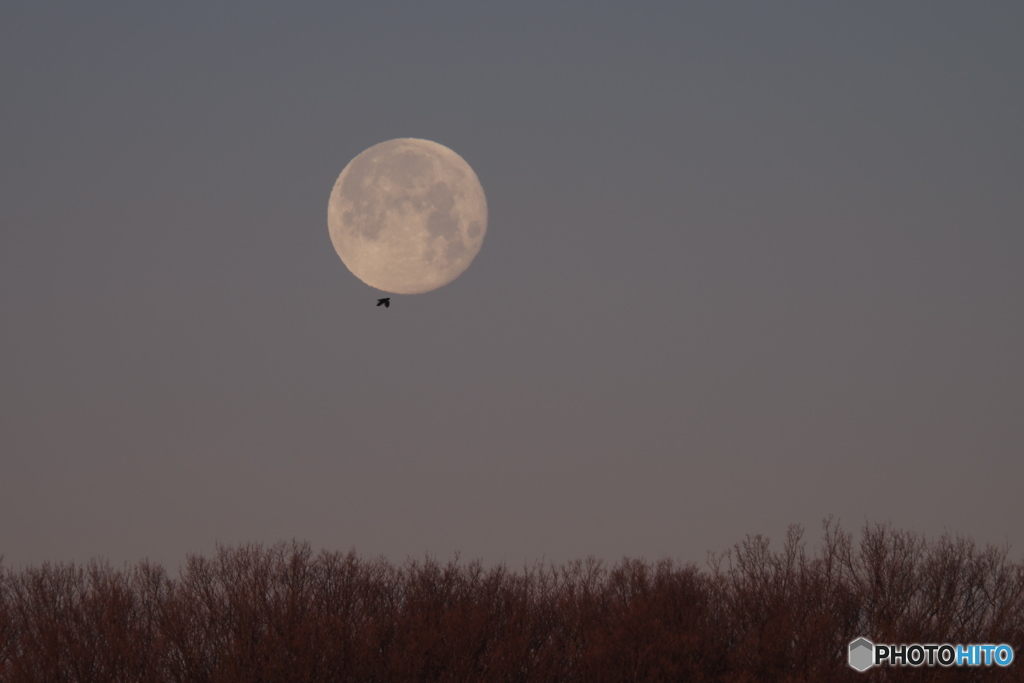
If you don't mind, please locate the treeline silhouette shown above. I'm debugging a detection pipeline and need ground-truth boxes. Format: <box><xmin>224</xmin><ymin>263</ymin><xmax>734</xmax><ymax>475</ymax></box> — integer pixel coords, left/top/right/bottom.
<box><xmin>1</xmin><ymin>519</ymin><xmax>1021</xmax><ymax>682</ymax></box>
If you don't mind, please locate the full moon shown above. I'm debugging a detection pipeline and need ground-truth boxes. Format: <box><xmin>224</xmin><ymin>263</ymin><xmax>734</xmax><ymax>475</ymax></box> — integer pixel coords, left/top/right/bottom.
<box><xmin>328</xmin><ymin>138</ymin><xmax>487</xmax><ymax>295</ymax></box>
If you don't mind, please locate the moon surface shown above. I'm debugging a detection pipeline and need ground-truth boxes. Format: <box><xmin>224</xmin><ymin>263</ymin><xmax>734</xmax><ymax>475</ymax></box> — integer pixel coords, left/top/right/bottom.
<box><xmin>328</xmin><ymin>138</ymin><xmax>488</xmax><ymax>295</ymax></box>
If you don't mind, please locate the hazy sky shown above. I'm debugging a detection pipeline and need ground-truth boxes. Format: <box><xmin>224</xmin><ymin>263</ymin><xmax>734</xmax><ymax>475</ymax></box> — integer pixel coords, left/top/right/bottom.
<box><xmin>2</xmin><ymin>2</ymin><xmax>1022</xmax><ymax>570</ymax></box>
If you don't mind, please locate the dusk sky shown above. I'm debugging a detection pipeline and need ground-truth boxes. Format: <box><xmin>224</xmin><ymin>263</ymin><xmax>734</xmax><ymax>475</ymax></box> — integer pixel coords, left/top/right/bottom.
<box><xmin>3</xmin><ymin>2</ymin><xmax>1022</xmax><ymax>570</ymax></box>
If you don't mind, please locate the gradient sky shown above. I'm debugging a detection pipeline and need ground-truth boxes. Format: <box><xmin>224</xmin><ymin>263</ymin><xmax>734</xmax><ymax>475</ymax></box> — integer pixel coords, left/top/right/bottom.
<box><xmin>3</xmin><ymin>2</ymin><xmax>1022</xmax><ymax>570</ymax></box>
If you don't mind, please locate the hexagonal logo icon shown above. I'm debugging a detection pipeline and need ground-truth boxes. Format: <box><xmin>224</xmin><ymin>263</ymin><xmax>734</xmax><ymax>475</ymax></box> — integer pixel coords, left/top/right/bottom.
<box><xmin>849</xmin><ymin>637</ymin><xmax>874</xmax><ymax>672</ymax></box>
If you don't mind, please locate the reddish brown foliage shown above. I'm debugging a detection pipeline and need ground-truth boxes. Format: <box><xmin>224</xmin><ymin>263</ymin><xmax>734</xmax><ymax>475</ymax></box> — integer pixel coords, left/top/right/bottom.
<box><xmin>1</xmin><ymin>520</ymin><xmax>1021</xmax><ymax>681</ymax></box>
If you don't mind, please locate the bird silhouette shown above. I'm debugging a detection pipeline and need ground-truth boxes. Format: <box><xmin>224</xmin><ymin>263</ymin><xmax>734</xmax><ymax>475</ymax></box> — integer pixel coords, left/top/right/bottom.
<box><xmin>376</xmin><ymin>297</ymin><xmax>390</xmax><ymax>308</ymax></box>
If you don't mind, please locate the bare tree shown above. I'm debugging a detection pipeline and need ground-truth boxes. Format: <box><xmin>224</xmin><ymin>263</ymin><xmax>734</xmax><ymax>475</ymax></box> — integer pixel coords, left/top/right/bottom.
<box><xmin>1</xmin><ymin>522</ymin><xmax>1020</xmax><ymax>681</ymax></box>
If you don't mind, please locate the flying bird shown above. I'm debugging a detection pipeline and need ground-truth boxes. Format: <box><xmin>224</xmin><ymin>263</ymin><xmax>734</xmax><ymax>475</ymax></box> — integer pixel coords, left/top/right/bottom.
<box><xmin>376</xmin><ymin>297</ymin><xmax>390</xmax><ymax>308</ymax></box>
